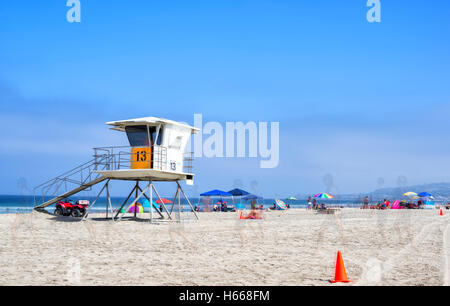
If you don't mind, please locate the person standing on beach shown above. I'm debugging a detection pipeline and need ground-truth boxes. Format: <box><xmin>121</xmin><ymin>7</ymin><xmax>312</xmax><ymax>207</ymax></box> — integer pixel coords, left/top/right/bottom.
<box><xmin>307</xmin><ymin>196</ymin><xmax>312</xmax><ymax>210</ymax></box>
<box><xmin>363</xmin><ymin>196</ymin><xmax>370</xmax><ymax>209</ymax></box>
<box><xmin>313</xmin><ymin>199</ymin><xmax>317</xmax><ymax>210</ymax></box>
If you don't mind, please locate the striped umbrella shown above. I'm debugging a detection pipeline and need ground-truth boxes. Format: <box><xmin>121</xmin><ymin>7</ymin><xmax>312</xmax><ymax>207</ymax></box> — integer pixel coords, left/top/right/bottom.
<box><xmin>403</xmin><ymin>192</ymin><xmax>417</xmax><ymax>197</ymax></box>
<box><xmin>314</xmin><ymin>193</ymin><xmax>334</xmax><ymax>199</ymax></box>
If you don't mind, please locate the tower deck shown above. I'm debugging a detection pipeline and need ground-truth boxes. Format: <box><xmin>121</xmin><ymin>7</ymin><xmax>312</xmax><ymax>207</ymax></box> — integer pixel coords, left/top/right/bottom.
<box><xmin>96</xmin><ymin>169</ymin><xmax>194</xmax><ymax>182</ymax></box>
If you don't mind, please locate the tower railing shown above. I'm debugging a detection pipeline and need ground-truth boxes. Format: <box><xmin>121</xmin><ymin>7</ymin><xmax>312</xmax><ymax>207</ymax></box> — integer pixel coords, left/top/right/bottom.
<box><xmin>92</xmin><ymin>145</ymin><xmax>170</xmax><ymax>172</ymax></box>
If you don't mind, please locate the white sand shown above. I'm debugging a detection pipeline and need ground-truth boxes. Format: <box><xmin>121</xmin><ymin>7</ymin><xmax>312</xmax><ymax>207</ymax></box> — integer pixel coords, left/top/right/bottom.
<box><xmin>0</xmin><ymin>209</ymin><xmax>448</xmax><ymax>286</ymax></box>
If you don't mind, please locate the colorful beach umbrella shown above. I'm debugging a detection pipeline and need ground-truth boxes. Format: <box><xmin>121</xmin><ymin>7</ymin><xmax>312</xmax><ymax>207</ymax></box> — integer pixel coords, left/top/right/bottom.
<box><xmin>403</xmin><ymin>192</ymin><xmax>417</xmax><ymax>197</ymax></box>
<box><xmin>275</xmin><ymin>199</ymin><xmax>288</xmax><ymax>210</ymax></box>
<box><xmin>314</xmin><ymin>193</ymin><xmax>334</xmax><ymax>199</ymax></box>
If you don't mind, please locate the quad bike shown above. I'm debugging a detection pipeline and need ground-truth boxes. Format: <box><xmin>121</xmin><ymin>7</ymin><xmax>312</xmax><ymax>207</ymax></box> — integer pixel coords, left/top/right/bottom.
<box><xmin>54</xmin><ymin>199</ymin><xmax>89</xmax><ymax>218</ymax></box>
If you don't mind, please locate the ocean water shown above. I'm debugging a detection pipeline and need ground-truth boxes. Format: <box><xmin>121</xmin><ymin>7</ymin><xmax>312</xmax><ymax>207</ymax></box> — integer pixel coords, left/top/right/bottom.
<box><xmin>0</xmin><ymin>195</ymin><xmax>364</xmax><ymax>214</ymax></box>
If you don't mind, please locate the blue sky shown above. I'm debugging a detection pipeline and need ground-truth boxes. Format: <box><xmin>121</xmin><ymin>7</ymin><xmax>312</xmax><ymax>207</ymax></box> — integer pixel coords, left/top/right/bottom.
<box><xmin>1</xmin><ymin>1</ymin><xmax>450</xmax><ymax>197</ymax></box>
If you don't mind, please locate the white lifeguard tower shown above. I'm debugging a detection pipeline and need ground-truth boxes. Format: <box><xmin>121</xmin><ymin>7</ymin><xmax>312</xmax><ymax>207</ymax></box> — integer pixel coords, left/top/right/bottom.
<box><xmin>34</xmin><ymin>117</ymin><xmax>199</xmax><ymax>222</ymax></box>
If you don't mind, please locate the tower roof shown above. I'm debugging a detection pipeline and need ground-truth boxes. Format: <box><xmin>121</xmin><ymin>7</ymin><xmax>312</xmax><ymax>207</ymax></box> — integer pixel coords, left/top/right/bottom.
<box><xmin>106</xmin><ymin>116</ymin><xmax>199</xmax><ymax>133</ymax></box>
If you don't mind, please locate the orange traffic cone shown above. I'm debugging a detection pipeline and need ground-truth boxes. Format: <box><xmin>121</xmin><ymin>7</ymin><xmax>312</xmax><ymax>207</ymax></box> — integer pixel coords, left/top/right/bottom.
<box><xmin>440</xmin><ymin>208</ymin><xmax>444</xmax><ymax>216</ymax></box>
<box><xmin>330</xmin><ymin>251</ymin><xmax>351</xmax><ymax>283</ymax></box>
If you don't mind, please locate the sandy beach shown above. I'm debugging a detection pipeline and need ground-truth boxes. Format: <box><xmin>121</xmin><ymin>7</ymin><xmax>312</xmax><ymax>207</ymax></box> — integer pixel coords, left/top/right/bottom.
<box><xmin>0</xmin><ymin>209</ymin><xmax>448</xmax><ymax>286</ymax></box>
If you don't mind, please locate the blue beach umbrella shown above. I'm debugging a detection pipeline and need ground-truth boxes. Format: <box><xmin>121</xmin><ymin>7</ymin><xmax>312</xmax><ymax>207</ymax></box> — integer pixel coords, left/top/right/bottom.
<box><xmin>418</xmin><ymin>192</ymin><xmax>433</xmax><ymax>198</ymax></box>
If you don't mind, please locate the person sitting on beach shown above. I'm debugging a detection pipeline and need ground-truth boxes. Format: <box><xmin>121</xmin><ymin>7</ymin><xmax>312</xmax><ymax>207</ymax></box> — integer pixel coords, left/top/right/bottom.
<box><xmin>246</xmin><ymin>208</ymin><xmax>264</xmax><ymax>219</ymax></box>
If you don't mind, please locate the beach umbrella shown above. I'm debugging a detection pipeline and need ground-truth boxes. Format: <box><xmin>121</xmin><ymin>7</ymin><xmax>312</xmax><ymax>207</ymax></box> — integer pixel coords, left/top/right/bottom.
<box><xmin>155</xmin><ymin>198</ymin><xmax>173</xmax><ymax>204</ymax></box>
<box><xmin>314</xmin><ymin>193</ymin><xmax>334</xmax><ymax>199</ymax></box>
<box><xmin>403</xmin><ymin>192</ymin><xmax>417</xmax><ymax>197</ymax></box>
<box><xmin>418</xmin><ymin>192</ymin><xmax>433</xmax><ymax>198</ymax></box>
<box><xmin>275</xmin><ymin>199</ymin><xmax>288</xmax><ymax>210</ymax></box>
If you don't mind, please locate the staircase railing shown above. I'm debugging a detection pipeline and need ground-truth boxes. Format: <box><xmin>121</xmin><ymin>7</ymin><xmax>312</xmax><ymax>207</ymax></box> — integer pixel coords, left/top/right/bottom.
<box><xmin>33</xmin><ymin>154</ymin><xmax>112</xmax><ymax>208</ymax></box>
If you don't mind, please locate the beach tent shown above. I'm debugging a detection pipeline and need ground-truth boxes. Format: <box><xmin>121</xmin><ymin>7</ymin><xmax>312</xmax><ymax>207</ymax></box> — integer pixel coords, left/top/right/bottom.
<box><xmin>140</xmin><ymin>198</ymin><xmax>165</xmax><ymax>210</ymax></box>
<box><xmin>417</xmin><ymin>192</ymin><xmax>435</xmax><ymax>209</ymax></box>
<box><xmin>128</xmin><ymin>203</ymin><xmax>144</xmax><ymax>213</ymax></box>
<box><xmin>200</xmin><ymin>190</ymin><xmax>233</xmax><ymax>212</ymax></box>
<box><xmin>243</xmin><ymin>194</ymin><xmax>263</xmax><ymax>201</ymax></box>
<box><xmin>275</xmin><ymin>199</ymin><xmax>288</xmax><ymax>210</ymax></box>
<box><xmin>228</xmin><ymin>188</ymin><xmax>250</xmax><ymax>210</ymax></box>
<box><xmin>391</xmin><ymin>200</ymin><xmax>402</xmax><ymax>210</ymax></box>
<box><xmin>242</xmin><ymin>194</ymin><xmax>263</xmax><ymax>210</ymax></box>
<box><xmin>228</xmin><ymin>188</ymin><xmax>250</xmax><ymax>196</ymax></box>
<box><xmin>200</xmin><ymin>190</ymin><xmax>232</xmax><ymax>197</ymax></box>
<box><xmin>424</xmin><ymin>200</ymin><xmax>435</xmax><ymax>210</ymax></box>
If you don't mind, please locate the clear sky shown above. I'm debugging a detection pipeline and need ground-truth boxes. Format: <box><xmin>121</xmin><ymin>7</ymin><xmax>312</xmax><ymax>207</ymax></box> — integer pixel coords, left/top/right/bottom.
<box><xmin>1</xmin><ymin>1</ymin><xmax>450</xmax><ymax>197</ymax></box>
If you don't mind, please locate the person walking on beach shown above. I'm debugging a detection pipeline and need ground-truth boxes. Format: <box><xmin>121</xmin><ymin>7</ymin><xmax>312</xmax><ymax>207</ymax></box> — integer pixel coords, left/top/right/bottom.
<box><xmin>313</xmin><ymin>199</ymin><xmax>317</xmax><ymax>210</ymax></box>
<box><xmin>363</xmin><ymin>196</ymin><xmax>370</xmax><ymax>209</ymax></box>
<box><xmin>307</xmin><ymin>196</ymin><xmax>312</xmax><ymax>210</ymax></box>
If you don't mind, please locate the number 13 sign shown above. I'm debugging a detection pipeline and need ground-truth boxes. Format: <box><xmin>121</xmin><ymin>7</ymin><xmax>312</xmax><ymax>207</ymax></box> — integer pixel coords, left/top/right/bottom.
<box><xmin>131</xmin><ymin>147</ymin><xmax>151</xmax><ymax>169</ymax></box>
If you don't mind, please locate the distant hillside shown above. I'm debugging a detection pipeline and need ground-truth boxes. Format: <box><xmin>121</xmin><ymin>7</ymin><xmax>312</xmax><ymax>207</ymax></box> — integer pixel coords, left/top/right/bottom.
<box><xmin>370</xmin><ymin>182</ymin><xmax>450</xmax><ymax>199</ymax></box>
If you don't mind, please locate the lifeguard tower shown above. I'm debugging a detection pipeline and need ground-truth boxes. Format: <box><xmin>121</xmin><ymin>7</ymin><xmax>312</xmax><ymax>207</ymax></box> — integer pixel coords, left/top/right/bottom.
<box><xmin>33</xmin><ymin>117</ymin><xmax>199</xmax><ymax>222</ymax></box>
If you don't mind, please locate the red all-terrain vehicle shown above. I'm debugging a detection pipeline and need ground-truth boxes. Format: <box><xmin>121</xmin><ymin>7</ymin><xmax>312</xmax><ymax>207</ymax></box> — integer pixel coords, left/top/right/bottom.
<box><xmin>54</xmin><ymin>199</ymin><xmax>89</xmax><ymax>218</ymax></box>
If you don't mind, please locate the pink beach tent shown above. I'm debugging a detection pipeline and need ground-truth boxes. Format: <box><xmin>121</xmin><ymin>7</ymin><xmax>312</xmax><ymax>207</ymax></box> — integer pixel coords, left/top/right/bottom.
<box><xmin>391</xmin><ymin>200</ymin><xmax>402</xmax><ymax>210</ymax></box>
